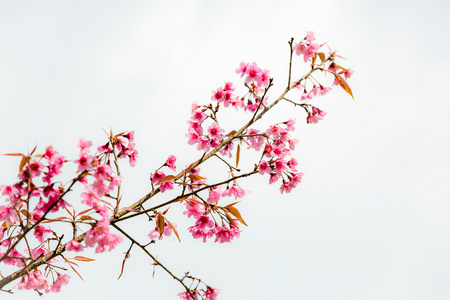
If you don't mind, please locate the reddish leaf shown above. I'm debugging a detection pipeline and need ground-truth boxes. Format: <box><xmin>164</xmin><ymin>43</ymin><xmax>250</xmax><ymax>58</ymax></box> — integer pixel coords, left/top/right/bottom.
<box><xmin>68</xmin><ymin>263</ymin><xmax>84</xmax><ymax>281</ymax></box>
<box><xmin>223</xmin><ymin>202</ymin><xmax>240</xmax><ymax>209</ymax></box>
<box><xmin>65</xmin><ymin>260</ymin><xmax>79</xmax><ymax>267</ymax></box>
<box><xmin>166</xmin><ymin>219</ymin><xmax>181</xmax><ymax>243</ymax></box>
<box><xmin>224</xmin><ymin>206</ymin><xmax>247</xmax><ymax>226</ymax></box>
<box><xmin>188</xmin><ymin>174</ymin><xmax>206</xmax><ymax>182</ymax></box>
<box><xmin>236</xmin><ymin>144</ymin><xmax>241</xmax><ymax>168</ymax></box>
<box><xmin>79</xmin><ymin>215</ymin><xmax>95</xmax><ymax>221</ymax></box>
<box><xmin>19</xmin><ymin>156</ymin><xmax>29</xmax><ymax>173</ymax></box>
<box><xmin>317</xmin><ymin>52</ymin><xmax>326</xmax><ymax>63</ymax></box>
<box><xmin>155</xmin><ymin>175</ymin><xmax>175</xmax><ymax>185</ymax></box>
<box><xmin>42</xmin><ymin>216</ymin><xmax>69</xmax><ymax>223</ymax></box>
<box><xmin>20</xmin><ymin>209</ymin><xmax>30</xmax><ymax>219</ymax></box>
<box><xmin>334</xmin><ymin>74</ymin><xmax>354</xmax><ymax>99</ymax></box>
<box><xmin>156</xmin><ymin>214</ymin><xmax>165</xmax><ymax>236</ymax></box>
<box><xmin>3</xmin><ymin>153</ymin><xmax>25</xmax><ymax>157</ymax></box>
<box><xmin>227</xmin><ymin>130</ymin><xmax>237</xmax><ymax>137</ymax></box>
<box><xmin>224</xmin><ymin>212</ymin><xmax>238</xmax><ymax>228</ymax></box>
<box><xmin>74</xmin><ymin>256</ymin><xmax>95</xmax><ymax>262</ymax></box>
<box><xmin>29</xmin><ymin>145</ymin><xmax>38</xmax><ymax>156</ymax></box>
<box><xmin>113</xmin><ymin>131</ymin><xmax>126</xmax><ymax>139</ymax></box>
<box><xmin>76</xmin><ymin>208</ymin><xmax>94</xmax><ymax>217</ymax></box>
<box><xmin>117</xmin><ymin>252</ymin><xmax>130</xmax><ymax>280</ymax></box>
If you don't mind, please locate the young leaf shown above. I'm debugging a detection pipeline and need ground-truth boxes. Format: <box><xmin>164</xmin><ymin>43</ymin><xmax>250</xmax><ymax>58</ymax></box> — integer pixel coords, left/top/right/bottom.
<box><xmin>74</xmin><ymin>256</ymin><xmax>96</xmax><ymax>262</ymax></box>
<box><xmin>156</xmin><ymin>213</ymin><xmax>165</xmax><ymax>236</ymax></box>
<box><xmin>224</xmin><ymin>212</ymin><xmax>239</xmax><ymax>228</ymax></box>
<box><xmin>155</xmin><ymin>175</ymin><xmax>175</xmax><ymax>185</ymax></box>
<box><xmin>19</xmin><ymin>156</ymin><xmax>30</xmax><ymax>174</ymax></box>
<box><xmin>166</xmin><ymin>219</ymin><xmax>181</xmax><ymax>243</ymax></box>
<box><xmin>188</xmin><ymin>174</ymin><xmax>206</xmax><ymax>182</ymax></box>
<box><xmin>334</xmin><ymin>74</ymin><xmax>354</xmax><ymax>99</ymax></box>
<box><xmin>317</xmin><ymin>52</ymin><xmax>326</xmax><ymax>63</ymax></box>
<box><xmin>236</xmin><ymin>144</ymin><xmax>241</xmax><ymax>168</ymax></box>
<box><xmin>68</xmin><ymin>263</ymin><xmax>84</xmax><ymax>281</ymax></box>
<box><xmin>224</xmin><ymin>206</ymin><xmax>247</xmax><ymax>226</ymax></box>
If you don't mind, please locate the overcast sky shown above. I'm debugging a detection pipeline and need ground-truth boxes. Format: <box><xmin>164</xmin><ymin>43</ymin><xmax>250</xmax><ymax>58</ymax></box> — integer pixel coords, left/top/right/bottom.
<box><xmin>1</xmin><ymin>1</ymin><xmax>449</xmax><ymax>299</ymax></box>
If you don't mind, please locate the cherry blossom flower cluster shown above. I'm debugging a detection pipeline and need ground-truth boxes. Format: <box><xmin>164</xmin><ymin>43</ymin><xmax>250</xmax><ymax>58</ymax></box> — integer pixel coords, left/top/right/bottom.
<box><xmin>178</xmin><ymin>286</ymin><xmax>220</xmax><ymax>300</ymax></box>
<box><xmin>293</xmin><ymin>30</ymin><xmax>320</xmax><ymax>62</ymax></box>
<box><xmin>0</xmin><ymin>32</ymin><xmax>354</xmax><ymax>299</ymax></box>
<box><xmin>0</xmin><ymin>131</ymin><xmax>136</xmax><ymax>293</ymax></box>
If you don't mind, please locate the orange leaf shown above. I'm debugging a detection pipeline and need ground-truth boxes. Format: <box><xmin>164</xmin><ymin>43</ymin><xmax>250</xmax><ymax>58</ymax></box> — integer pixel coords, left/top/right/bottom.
<box><xmin>156</xmin><ymin>213</ymin><xmax>165</xmax><ymax>236</ymax></box>
<box><xmin>334</xmin><ymin>74</ymin><xmax>354</xmax><ymax>99</ymax></box>
<box><xmin>42</xmin><ymin>216</ymin><xmax>69</xmax><ymax>223</ymax></box>
<box><xmin>166</xmin><ymin>219</ymin><xmax>181</xmax><ymax>243</ymax></box>
<box><xmin>79</xmin><ymin>215</ymin><xmax>95</xmax><ymax>221</ymax></box>
<box><xmin>76</xmin><ymin>208</ymin><xmax>94</xmax><ymax>217</ymax></box>
<box><xmin>29</xmin><ymin>145</ymin><xmax>38</xmax><ymax>156</ymax></box>
<box><xmin>236</xmin><ymin>144</ymin><xmax>241</xmax><ymax>168</ymax></box>
<box><xmin>74</xmin><ymin>256</ymin><xmax>95</xmax><ymax>262</ymax></box>
<box><xmin>188</xmin><ymin>174</ymin><xmax>206</xmax><ymax>182</ymax></box>
<box><xmin>155</xmin><ymin>175</ymin><xmax>175</xmax><ymax>185</ymax></box>
<box><xmin>317</xmin><ymin>52</ymin><xmax>326</xmax><ymax>63</ymax></box>
<box><xmin>224</xmin><ymin>206</ymin><xmax>247</xmax><ymax>226</ymax></box>
<box><xmin>20</xmin><ymin>209</ymin><xmax>30</xmax><ymax>219</ymax></box>
<box><xmin>19</xmin><ymin>156</ymin><xmax>29</xmax><ymax>173</ymax></box>
<box><xmin>224</xmin><ymin>202</ymin><xmax>240</xmax><ymax>209</ymax></box>
<box><xmin>3</xmin><ymin>153</ymin><xmax>25</xmax><ymax>157</ymax></box>
<box><xmin>68</xmin><ymin>263</ymin><xmax>84</xmax><ymax>281</ymax></box>
<box><xmin>227</xmin><ymin>130</ymin><xmax>237</xmax><ymax>137</ymax></box>
<box><xmin>224</xmin><ymin>212</ymin><xmax>238</xmax><ymax>228</ymax></box>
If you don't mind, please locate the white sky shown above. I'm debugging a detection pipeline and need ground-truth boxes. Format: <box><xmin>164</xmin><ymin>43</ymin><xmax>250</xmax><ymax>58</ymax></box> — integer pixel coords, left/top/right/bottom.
<box><xmin>1</xmin><ymin>1</ymin><xmax>449</xmax><ymax>299</ymax></box>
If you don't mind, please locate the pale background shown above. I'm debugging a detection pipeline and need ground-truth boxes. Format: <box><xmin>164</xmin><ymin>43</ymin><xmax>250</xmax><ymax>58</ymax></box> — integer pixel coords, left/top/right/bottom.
<box><xmin>0</xmin><ymin>1</ymin><xmax>449</xmax><ymax>299</ymax></box>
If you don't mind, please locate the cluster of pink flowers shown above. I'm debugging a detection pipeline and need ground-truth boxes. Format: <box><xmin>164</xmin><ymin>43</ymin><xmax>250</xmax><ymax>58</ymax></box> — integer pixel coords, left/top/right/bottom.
<box><xmin>98</xmin><ymin>131</ymin><xmax>138</xmax><ymax>167</ymax></box>
<box><xmin>0</xmin><ymin>132</ymin><xmax>136</xmax><ymax>293</ymax></box>
<box><xmin>187</xmin><ymin>62</ymin><xmax>271</xmax><ymax>153</ymax></box>
<box><xmin>244</xmin><ymin>119</ymin><xmax>304</xmax><ymax>194</ymax></box>
<box><xmin>183</xmin><ymin>192</ymin><xmax>242</xmax><ymax>244</ymax></box>
<box><xmin>306</xmin><ymin>106</ymin><xmax>327</xmax><ymax>124</ymax></box>
<box><xmin>293</xmin><ymin>31</ymin><xmax>320</xmax><ymax>62</ymax></box>
<box><xmin>178</xmin><ymin>286</ymin><xmax>220</xmax><ymax>300</ymax></box>
<box><xmin>17</xmin><ymin>269</ymin><xmax>70</xmax><ymax>293</ymax></box>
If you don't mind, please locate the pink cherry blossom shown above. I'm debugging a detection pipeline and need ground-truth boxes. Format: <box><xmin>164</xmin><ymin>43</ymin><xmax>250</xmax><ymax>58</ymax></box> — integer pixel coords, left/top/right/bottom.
<box><xmin>196</xmin><ymin>137</ymin><xmax>211</xmax><ymax>152</ymax></box>
<box><xmin>214</xmin><ymin>225</ymin><xmax>240</xmax><ymax>243</ymax></box>
<box><xmin>183</xmin><ymin>200</ymin><xmax>205</xmax><ymax>219</ymax></box>
<box><xmin>75</xmin><ymin>151</ymin><xmax>93</xmax><ymax>172</ymax></box>
<box><xmin>165</xmin><ymin>155</ymin><xmax>177</xmax><ymax>171</ymax></box>
<box><xmin>94</xmin><ymin>164</ymin><xmax>113</xmax><ymax>181</ymax></box>
<box><xmin>178</xmin><ymin>290</ymin><xmax>198</xmax><ymax>300</ymax></box>
<box><xmin>77</xmin><ymin>138</ymin><xmax>93</xmax><ymax>152</ymax></box>
<box><xmin>222</xmin><ymin>183</ymin><xmax>248</xmax><ymax>199</ymax></box>
<box><xmin>66</xmin><ymin>239</ymin><xmax>85</xmax><ymax>252</ymax></box>
<box><xmin>33</xmin><ymin>224</ymin><xmax>52</xmax><ymax>243</ymax></box>
<box><xmin>244</xmin><ymin>62</ymin><xmax>262</xmax><ymax>84</ymax></box>
<box><xmin>45</xmin><ymin>273</ymin><xmax>70</xmax><ymax>293</ymax></box>
<box><xmin>28</xmin><ymin>161</ymin><xmax>45</xmax><ymax>178</ymax></box>
<box><xmin>258</xmin><ymin>160</ymin><xmax>272</xmax><ymax>175</ymax></box>
<box><xmin>188</xmin><ymin>225</ymin><xmax>214</xmax><ymax>242</ymax></box>
<box><xmin>204</xmin><ymin>287</ymin><xmax>220</xmax><ymax>300</ymax></box>
<box><xmin>235</xmin><ymin>62</ymin><xmax>249</xmax><ymax>77</ymax></box>
<box><xmin>0</xmin><ymin>205</ymin><xmax>18</xmax><ymax>224</ymax></box>
<box><xmin>207</xmin><ymin>122</ymin><xmax>224</xmax><ymax>141</ymax></box>
<box><xmin>207</xmin><ymin>186</ymin><xmax>223</xmax><ymax>205</ymax></box>
<box><xmin>280</xmin><ymin>179</ymin><xmax>293</xmax><ymax>194</ymax></box>
<box><xmin>287</xmin><ymin>158</ymin><xmax>299</xmax><ymax>172</ymax></box>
